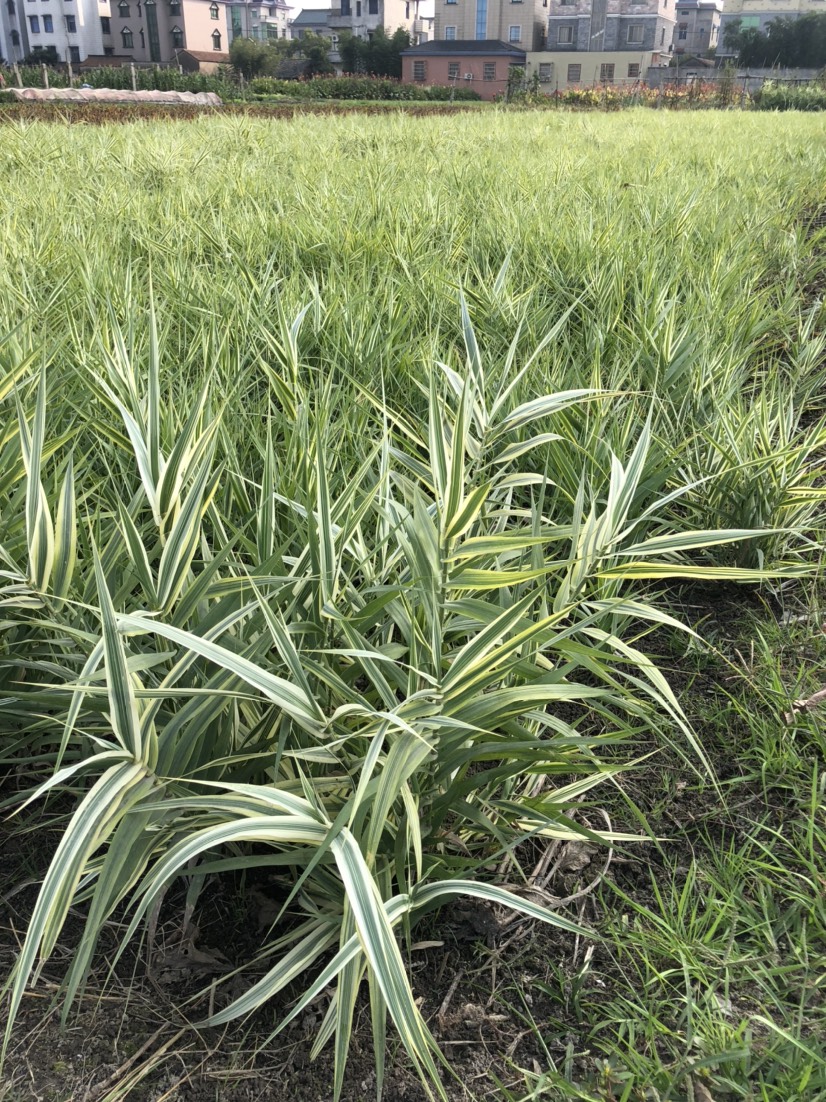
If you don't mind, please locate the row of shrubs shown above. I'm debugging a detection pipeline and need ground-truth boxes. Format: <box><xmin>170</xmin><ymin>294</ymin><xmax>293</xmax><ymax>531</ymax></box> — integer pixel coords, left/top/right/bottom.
<box><xmin>4</xmin><ymin>65</ymin><xmax>826</xmax><ymax>110</ymax></box>
<box><xmin>1</xmin><ymin>67</ymin><xmax>481</xmax><ymax>103</ymax></box>
<box><xmin>751</xmin><ymin>80</ymin><xmax>826</xmax><ymax>110</ymax></box>
<box><xmin>3</xmin><ymin>64</ymin><xmax>236</xmax><ymax>95</ymax></box>
<box><xmin>249</xmin><ymin>75</ymin><xmax>481</xmax><ymax>101</ymax></box>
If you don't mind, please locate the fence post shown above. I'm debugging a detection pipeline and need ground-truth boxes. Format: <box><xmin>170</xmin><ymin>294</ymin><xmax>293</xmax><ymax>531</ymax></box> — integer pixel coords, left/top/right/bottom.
<box><xmin>13</xmin><ymin>62</ymin><xmax>22</xmax><ymax>88</ymax></box>
<box><xmin>130</xmin><ymin>62</ymin><xmax>137</xmax><ymax>91</ymax></box>
<box><xmin>67</xmin><ymin>59</ymin><xmax>74</xmax><ymax>86</ymax></box>
<box><xmin>42</xmin><ymin>63</ymin><xmax>50</xmax><ymax>88</ymax></box>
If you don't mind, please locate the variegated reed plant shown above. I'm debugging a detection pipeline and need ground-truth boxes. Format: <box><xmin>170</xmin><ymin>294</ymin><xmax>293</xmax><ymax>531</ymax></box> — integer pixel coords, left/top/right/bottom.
<box><xmin>1</xmin><ymin>297</ymin><xmax>809</xmax><ymax>1100</ymax></box>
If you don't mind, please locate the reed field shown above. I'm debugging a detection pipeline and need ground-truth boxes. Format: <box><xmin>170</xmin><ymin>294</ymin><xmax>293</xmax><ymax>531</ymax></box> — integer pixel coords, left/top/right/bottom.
<box><xmin>1</xmin><ymin>110</ymin><xmax>825</xmax><ymax>1101</ymax></box>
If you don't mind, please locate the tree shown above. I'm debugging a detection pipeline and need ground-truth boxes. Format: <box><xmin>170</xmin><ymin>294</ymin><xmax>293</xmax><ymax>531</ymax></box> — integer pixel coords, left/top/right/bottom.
<box><xmin>339</xmin><ymin>26</ymin><xmax>410</xmax><ymax>77</ymax></box>
<box><xmin>723</xmin><ymin>12</ymin><xmax>826</xmax><ymax>67</ymax></box>
<box><xmin>296</xmin><ymin>31</ymin><xmax>334</xmax><ymax>76</ymax></box>
<box><xmin>229</xmin><ymin>37</ymin><xmax>275</xmax><ymax>79</ymax></box>
<box><xmin>230</xmin><ymin>32</ymin><xmax>331</xmax><ymax>79</ymax></box>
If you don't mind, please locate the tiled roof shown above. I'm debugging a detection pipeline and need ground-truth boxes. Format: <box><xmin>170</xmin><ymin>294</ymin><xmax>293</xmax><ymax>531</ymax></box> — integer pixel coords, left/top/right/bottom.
<box><xmin>290</xmin><ymin>7</ymin><xmax>330</xmax><ymax>23</ymax></box>
<box><xmin>403</xmin><ymin>39</ymin><xmax>526</xmax><ymax>57</ymax></box>
<box><xmin>180</xmin><ymin>49</ymin><xmax>231</xmax><ymax>61</ymax></box>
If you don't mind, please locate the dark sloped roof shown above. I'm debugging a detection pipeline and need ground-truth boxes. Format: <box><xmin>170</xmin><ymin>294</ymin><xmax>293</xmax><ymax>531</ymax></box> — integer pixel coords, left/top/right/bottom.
<box><xmin>403</xmin><ymin>39</ymin><xmax>526</xmax><ymax>57</ymax></box>
<box><xmin>290</xmin><ymin>7</ymin><xmax>330</xmax><ymax>24</ymax></box>
<box><xmin>78</xmin><ymin>54</ymin><xmax>136</xmax><ymax>66</ymax></box>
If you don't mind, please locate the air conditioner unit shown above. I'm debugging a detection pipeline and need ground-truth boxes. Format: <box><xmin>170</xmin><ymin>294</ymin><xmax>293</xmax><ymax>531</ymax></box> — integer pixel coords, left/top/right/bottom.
<box><xmin>464</xmin><ymin>72</ymin><xmax>473</xmax><ymax>79</ymax></box>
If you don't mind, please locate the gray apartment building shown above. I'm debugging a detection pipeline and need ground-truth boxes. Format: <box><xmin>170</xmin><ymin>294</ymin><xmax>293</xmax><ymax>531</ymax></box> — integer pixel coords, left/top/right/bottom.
<box><xmin>545</xmin><ymin>0</ymin><xmax>675</xmax><ymax>55</ymax></box>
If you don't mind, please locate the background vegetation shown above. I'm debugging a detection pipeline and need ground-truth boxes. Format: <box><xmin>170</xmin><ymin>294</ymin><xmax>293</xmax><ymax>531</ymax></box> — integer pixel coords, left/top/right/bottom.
<box><xmin>0</xmin><ymin>110</ymin><xmax>825</xmax><ymax>1101</ymax></box>
<box><xmin>723</xmin><ymin>11</ymin><xmax>826</xmax><ymax>67</ymax></box>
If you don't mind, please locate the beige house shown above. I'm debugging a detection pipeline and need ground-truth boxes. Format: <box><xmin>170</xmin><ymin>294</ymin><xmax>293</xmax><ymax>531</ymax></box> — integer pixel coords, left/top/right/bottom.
<box><xmin>717</xmin><ymin>0</ymin><xmax>821</xmax><ymax>55</ymax></box>
<box><xmin>434</xmin><ymin>0</ymin><xmax>547</xmax><ymax>51</ymax></box>
<box><xmin>526</xmin><ymin>46</ymin><xmax>660</xmax><ymax>84</ymax></box>
<box><xmin>110</xmin><ymin>0</ymin><xmax>229</xmax><ymax>64</ymax></box>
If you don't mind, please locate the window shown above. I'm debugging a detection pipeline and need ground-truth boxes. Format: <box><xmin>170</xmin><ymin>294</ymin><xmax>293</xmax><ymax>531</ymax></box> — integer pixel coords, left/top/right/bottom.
<box><xmin>566</xmin><ymin>62</ymin><xmax>580</xmax><ymax>80</ymax></box>
<box><xmin>11</xmin><ymin>27</ymin><xmax>20</xmax><ymax>42</ymax></box>
<box><xmin>6</xmin><ymin>0</ymin><xmax>13</xmax><ymax>13</ymax></box>
<box><xmin>118</xmin><ymin>0</ymin><xmax>129</xmax><ymax>14</ymax></box>
<box><xmin>660</xmin><ymin>26</ymin><xmax>664</xmax><ymax>42</ymax></box>
<box><xmin>100</xmin><ymin>14</ymin><xmax>110</xmax><ymax>30</ymax></box>
<box><xmin>29</xmin><ymin>12</ymin><xmax>38</xmax><ymax>28</ymax></box>
<box><xmin>445</xmin><ymin>0</ymin><xmax>456</xmax><ymax>4</ymax></box>
<box><xmin>169</xmin><ymin>0</ymin><xmax>180</xmax><ymax>11</ymax></box>
<box><xmin>444</xmin><ymin>23</ymin><xmax>455</xmax><ymax>37</ymax></box>
<box><xmin>368</xmin><ymin>0</ymin><xmax>377</xmax><ymax>12</ymax></box>
<box><xmin>412</xmin><ymin>58</ymin><xmax>426</xmax><ymax>79</ymax></box>
<box><xmin>42</xmin><ymin>12</ymin><xmax>52</xmax><ymax>28</ymax></box>
<box><xmin>405</xmin><ymin>0</ymin><xmax>409</xmax><ymax>14</ymax></box>
<box><xmin>266</xmin><ymin>22</ymin><xmax>278</xmax><ymax>36</ymax></box>
<box><xmin>209</xmin><ymin>0</ymin><xmax>219</xmax><ymax>15</ymax></box>
<box><xmin>508</xmin><ymin>23</ymin><xmax>520</xmax><ymax>39</ymax></box>
<box><xmin>104</xmin><ymin>44</ymin><xmax>114</xmax><ymax>52</ymax></box>
<box><xmin>483</xmin><ymin>61</ymin><xmax>495</xmax><ymax>79</ymax></box>
<box><xmin>677</xmin><ymin>22</ymin><xmax>687</xmax><ymax>37</ymax></box>
<box><xmin>599</xmin><ymin>62</ymin><xmax>614</xmax><ymax>79</ymax></box>
<box><xmin>355</xmin><ymin>0</ymin><xmax>360</xmax><ymax>14</ymax></box>
<box><xmin>250</xmin><ymin>6</ymin><xmax>257</xmax><ymax>13</ymax></box>
<box><xmin>121</xmin><ymin>25</ymin><xmax>132</xmax><ymax>44</ymax></box>
<box><xmin>475</xmin><ymin>0</ymin><xmax>486</xmax><ymax>39</ymax></box>
<box><xmin>171</xmin><ymin>23</ymin><xmax>182</xmax><ymax>44</ymax></box>
<box><xmin>212</xmin><ymin>27</ymin><xmax>221</xmax><ymax>47</ymax></box>
<box><xmin>66</xmin><ymin>13</ymin><xmax>76</xmax><ymax>29</ymax></box>
<box><xmin>340</xmin><ymin>0</ymin><xmax>350</xmax><ymax>11</ymax></box>
<box><xmin>538</xmin><ymin>61</ymin><xmax>552</xmax><ymax>79</ymax></box>
<box><xmin>627</xmin><ymin>23</ymin><xmax>643</xmax><ymax>42</ymax></box>
<box><xmin>627</xmin><ymin>62</ymin><xmax>640</xmax><ymax>76</ymax></box>
<box><xmin>557</xmin><ymin>24</ymin><xmax>572</xmax><ymax>42</ymax></box>
<box><xmin>70</xmin><ymin>44</ymin><xmax>80</xmax><ymax>60</ymax></box>
<box><xmin>448</xmin><ymin>60</ymin><xmax>459</xmax><ymax>77</ymax></box>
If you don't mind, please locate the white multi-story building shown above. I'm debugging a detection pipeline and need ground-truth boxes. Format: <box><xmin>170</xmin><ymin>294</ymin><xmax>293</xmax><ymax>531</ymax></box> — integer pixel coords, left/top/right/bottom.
<box><xmin>5</xmin><ymin>0</ymin><xmax>112</xmax><ymax>62</ymax></box>
<box><xmin>228</xmin><ymin>0</ymin><xmax>291</xmax><ymax>43</ymax></box>
<box><xmin>1</xmin><ymin>0</ymin><xmax>30</xmax><ymax>62</ymax></box>
<box><xmin>328</xmin><ymin>0</ymin><xmax>421</xmax><ymax>42</ymax></box>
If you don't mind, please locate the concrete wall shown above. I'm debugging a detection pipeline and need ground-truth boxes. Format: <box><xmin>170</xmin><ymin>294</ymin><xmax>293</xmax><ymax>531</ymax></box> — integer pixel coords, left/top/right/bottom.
<box><xmin>647</xmin><ymin>62</ymin><xmax>824</xmax><ymax>86</ymax></box>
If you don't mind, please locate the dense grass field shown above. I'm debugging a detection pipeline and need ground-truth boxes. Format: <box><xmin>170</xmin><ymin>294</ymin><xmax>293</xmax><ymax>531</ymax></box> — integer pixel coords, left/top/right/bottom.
<box><xmin>1</xmin><ymin>110</ymin><xmax>825</xmax><ymax>1102</ymax></box>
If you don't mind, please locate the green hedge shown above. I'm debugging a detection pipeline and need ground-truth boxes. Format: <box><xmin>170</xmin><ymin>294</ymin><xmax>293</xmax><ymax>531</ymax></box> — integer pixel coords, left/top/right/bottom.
<box><xmin>752</xmin><ymin>80</ymin><xmax>826</xmax><ymax>110</ymax></box>
<box><xmin>2</xmin><ymin>65</ymin><xmax>240</xmax><ymax>97</ymax></box>
<box><xmin>249</xmin><ymin>75</ymin><xmax>481</xmax><ymax>101</ymax></box>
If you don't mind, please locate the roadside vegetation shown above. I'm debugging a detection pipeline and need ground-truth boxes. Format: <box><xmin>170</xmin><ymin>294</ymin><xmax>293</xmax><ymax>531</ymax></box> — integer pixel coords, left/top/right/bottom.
<box><xmin>0</xmin><ymin>110</ymin><xmax>824</xmax><ymax>1102</ymax></box>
